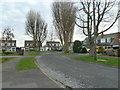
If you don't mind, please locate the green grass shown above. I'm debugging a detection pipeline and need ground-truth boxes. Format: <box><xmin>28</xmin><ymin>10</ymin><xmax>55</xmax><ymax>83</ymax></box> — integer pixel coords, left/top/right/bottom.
<box><xmin>60</xmin><ymin>52</ymin><xmax>78</xmax><ymax>55</ymax></box>
<box><xmin>0</xmin><ymin>57</ymin><xmax>15</xmax><ymax>63</ymax></box>
<box><xmin>74</xmin><ymin>56</ymin><xmax>119</xmax><ymax>67</ymax></box>
<box><xmin>26</xmin><ymin>51</ymin><xmax>56</xmax><ymax>53</ymax></box>
<box><xmin>0</xmin><ymin>54</ymin><xmax>19</xmax><ymax>56</ymax></box>
<box><xmin>28</xmin><ymin>53</ymin><xmax>41</xmax><ymax>56</ymax></box>
<box><xmin>17</xmin><ymin>57</ymin><xmax>38</xmax><ymax>71</ymax></box>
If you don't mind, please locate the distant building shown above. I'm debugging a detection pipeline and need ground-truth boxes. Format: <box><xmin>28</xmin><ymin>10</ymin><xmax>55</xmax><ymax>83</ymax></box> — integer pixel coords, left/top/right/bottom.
<box><xmin>24</xmin><ymin>40</ymin><xmax>42</xmax><ymax>51</ymax></box>
<box><xmin>44</xmin><ymin>41</ymin><xmax>62</xmax><ymax>51</ymax></box>
<box><xmin>0</xmin><ymin>40</ymin><xmax>16</xmax><ymax>51</ymax></box>
<box><xmin>83</xmin><ymin>32</ymin><xmax>120</xmax><ymax>49</ymax></box>
<box><xmin>69</xmin><ymin>42</ymin><xmax>74</xmax><ymax>52</ymax></box>
<box><xmin>24</xmin><ymin>40</ymin><xmax>34</xmax><ymax>51</ymax></box>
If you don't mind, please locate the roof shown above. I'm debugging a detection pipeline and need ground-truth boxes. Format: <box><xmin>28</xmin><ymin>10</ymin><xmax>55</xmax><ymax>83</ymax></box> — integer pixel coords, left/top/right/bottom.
<box><xmin>1</xmin><ymin>40</ymin><xmax>16</xmax><ymax>42</ymax></box>
<box><xmin>83</xmin><ymin>32</ymin><xmax>120</xmax><ymax>41</ymax></box>
<box><xmin>25</xmin><ymin>40</ymin><xmax>33</xmax><ymax>42</ymax></box>
<box><xmin>46</xmin><ymin>41</ymin><xmax>60</xmax><ymax>43</ymax></box>
<box><xmin>97</xmin><ymin>32</ymin><xmax>120</xmax><ymax>39</ymax></box>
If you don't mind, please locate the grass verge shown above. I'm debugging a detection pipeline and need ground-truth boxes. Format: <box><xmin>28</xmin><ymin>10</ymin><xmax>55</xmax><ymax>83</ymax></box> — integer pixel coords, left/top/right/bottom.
<box><xmin>28</xmin><ymin>53</ymin><xmax>41</xmax><ymax>56</ymax></box>
<box><xmin>26</xmin><ymin>51</ymin><xmax>56</xmax><ymax>53</ymax></box>
<box><xmin>60</xmin><ymin>52</ymin><xmax>78</xmax><ymax>55</ymax></box>
<box><xmin>74</xmin><ymin>56</ymin><xmax>119</xmax><ymax>67</ymax></box>
<box><xmin>1</xmin><ymin>54</ymin><xmax>19</xmax><ymax>56</ymax></box>
<box><xmin>17</xmin><ymin>57</ymin><xmax>38</xmax><ymax>71</ymax></box>
<box><xmin>0</xmin><ymin>57</ymin><xmax>15</xmax><ymax>63</ymax></box>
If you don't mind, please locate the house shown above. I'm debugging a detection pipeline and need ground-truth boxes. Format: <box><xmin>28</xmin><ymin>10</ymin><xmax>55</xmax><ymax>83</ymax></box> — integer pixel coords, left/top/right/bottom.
<box><xmin>83</xmin><ymin>32</ymin><xmax>120</xmax><ymax>49</ymax></box>
<box><xmin>24</xmin><ymin>40</ymin><xmax>42</xmax><ymax>51</ymax></box>
<box><xmin>24</xmin><ymin>40</ymin><xmax>34</xmax><ymax>51</ymax></box>
<box><xmin>0</xmin><ymin>40</ymin><xmax>16</xmax><ymax>51</ymax></box>
<box><xmin>44</xmin><ymin>41</ymin><xmax>62</xmax><ymax>51</ymax></box>
<box><xmin>69</xmin><ymin>42</ymin><xmax>74</xmax><ymax>52</ymax></box>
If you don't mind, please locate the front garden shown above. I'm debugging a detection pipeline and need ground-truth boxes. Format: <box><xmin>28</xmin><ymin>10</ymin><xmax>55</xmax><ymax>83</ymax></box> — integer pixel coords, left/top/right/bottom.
<box><xmin>74</xmin><ymin>56</ymin><xmax>119</xmax><ymax>67</ymax></box>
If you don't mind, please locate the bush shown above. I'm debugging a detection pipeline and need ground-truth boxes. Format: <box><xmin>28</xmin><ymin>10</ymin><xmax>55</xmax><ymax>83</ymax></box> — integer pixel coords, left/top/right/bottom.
<box><xmin>114</xmin><ymin>49</ymin><xmax>120</xmax><ymax>57</ymax></box>
<box><xmin>106</xmin><ymin>49</ymin><xmax>115</xmax><ymax>56</ymax></box>
<box><xmin>81</xmin><ymin>48</ymin><xmax>87</xmax><ymax>53</ymax></box>
<box><xmin>3</xmin><ymin>51</ymin><xmax>16</xmax><ymax>55</ymax></box>
<box><xmin>73</xmin><ymin>40</ymin><xmax>82</xmax><ymax>53</ymax></box>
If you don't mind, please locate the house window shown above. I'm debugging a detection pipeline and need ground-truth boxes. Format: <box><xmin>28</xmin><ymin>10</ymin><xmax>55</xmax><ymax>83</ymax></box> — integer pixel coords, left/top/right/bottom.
<box><xmin>12</xmin><ymin>43</ymin><xmax>14</xmax><ymax>46</ymax></box>
<box><xmin>101</xmin><ymin>39</ymin><xmax>105</xmax><ymax>43</ymax></box>
<box><xmin>30</xmin><ymin>44</ymin><xmax>33</xmax><ymax>46</ymax></box>
<box><xmin>96</xmin><ymin>40</ymin><xmax>98</xmax><ymax>43</ymax></box>
<box><xmin>2</xmin><ymin>43</ymin><xmax>4</xmax><ymax>46</ymax></box>
<box><xmin>7</xmin><ymin>43</ymin><xmax>10</xmax><ymax>46</ymax></box>
<box><xmin>107</xmin><ymin>38</ymin><xmax>111</xmax><ymax>43</ymax></box>
<box><xmin>52</xmin><ymin>44</ymin><xmax>54</xmax><ymax>46</ymax></box>
<box><xmin>27</xmin><ymin>43</ymin><xmax>29</xmax><ymax>46</ymax></box>
<box><xmin>119</xmin><ymin>39</ymin><xmax>120</xmax><ymax>42</ymax></box>
<box><xmin>48</xmin><ymin>44</ymin><xmax>51</xmax><ymax>46</ymax></box>
<box><xmin>98</xmin><ymin>39</ymin><xmax>101</xmax><ymax>43</ymax></box>
<box><xmin>111</xmin><ymin>37</ymin><xmax>114</xmax><ymax>42</ymax></box>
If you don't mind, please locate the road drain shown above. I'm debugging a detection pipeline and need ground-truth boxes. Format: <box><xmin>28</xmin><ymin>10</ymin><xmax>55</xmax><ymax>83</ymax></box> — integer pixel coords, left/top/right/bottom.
<box><xmin>54</xmin><ymin>79</ymin><xmax>73</xmax><ymax>90</ymax></box>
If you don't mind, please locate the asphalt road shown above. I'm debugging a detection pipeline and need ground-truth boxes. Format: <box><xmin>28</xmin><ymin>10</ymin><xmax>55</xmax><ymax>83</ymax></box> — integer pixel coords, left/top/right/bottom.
<box><xmin>37</xmin><ymin>53</ymin><xmax>118</xmax><ymax>88</ymax></box>
<box><xmin>2</xmin><ymin>56</ymin><xmax>61</xmax><ymax>88</ymax></box>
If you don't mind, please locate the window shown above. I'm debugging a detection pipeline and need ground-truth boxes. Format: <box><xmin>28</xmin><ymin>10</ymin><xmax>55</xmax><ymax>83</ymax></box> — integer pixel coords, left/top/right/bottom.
<box><xmin>30</xmin><ymin>44</ymin><xmax>33</xmax><ymax>46</ymax></box>
<box><xmin>12</xmin><ymin>43</ymin><xmax>14</xmax><ymax>46</ymax></box>
<box><xmin>52</xmin><ymin>44</ymin><xmax>54</xmax><ymax>46</ymax></box>
<box><xmin>96</xmin><ymin>40</ymin><xmax>98</xmax><ymax>43</ymax></box>
<box><xmin>27</xmin><ymin>43</ymin><xmax>29</xmax><ymax>46</ymax></box>
<box><xmin>48</xmin><ymin>44</ymin><xmax>51</xmax><ymax>46</ymax></box>
<box><xmin>2</xmin><ymin>43</ymin><xmax>4</xmax><ymax>46</ymax></box>
<box><xmin>119</xmin><ymin>39</ymin><xmax>120</xmax><ymax>42</ymax></box>
<box><xmin>107</xmin><ymin>38</ymin><xmax>111</xmax><ymax>43</ymax></box>
<box><xmin>7</xmin><ymin>43</ymin><xmax>10</xmax><ymax>46</ymax></box>
<box><xmin>111</xmin><ymin>37</ymin><xmax>114</xmax><ymax>42</ymax></box>
<box><xmin>98</xmin><ymin>39</ymin><xmax>101</xmax><ymax>43</ymax></box>
<box><xmin>101</xmin><ymin>39</ymin><xmax>105</xmax><ymax>43</ymax></box>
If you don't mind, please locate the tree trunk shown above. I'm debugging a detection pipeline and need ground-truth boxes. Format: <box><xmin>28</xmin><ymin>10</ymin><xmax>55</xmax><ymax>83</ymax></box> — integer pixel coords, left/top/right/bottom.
<box><xmin>89</xmin><ymin>39</ymin><xmax>94</xmax><ymax>57</ymax></box>
<box><xmin>63</xmin><ymin>37</ymin><xmax>69</xmax><ymax>53</ymax></box>
<box><xmin>38</xmin><ymin>41</ymin><xmax>42</xmax><ymax>51</ymax></box>
<box><xmin>63</xmin><ymin>43</ymin><xmax>69</xmax><ymax>53</ymax></box>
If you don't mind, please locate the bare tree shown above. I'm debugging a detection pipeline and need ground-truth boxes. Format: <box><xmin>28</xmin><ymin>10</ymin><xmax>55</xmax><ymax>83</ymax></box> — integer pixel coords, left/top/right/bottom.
<box><xmin>2</xmin><ymin>27</ymin><xmax>14</xmax><ymax>51</ymax></box>
<box><xmin>36</xmin><ymin>14</ymin><xmax>47</xmax><ymax>51</ymax></box>
<box><xmin>48</xmin><ymin>26</ymin><xmax>56</xmax><ymax>42</ymax></box>
<box><xmin>75</xmin><ymin>0</ymin><xmax>120</xmax><ymax>59</ymax></box>
<box><xmin>25</xmin><ymin>10</ymin><xmax>47</xmax><ymax>51</ymax></box>
<box><xmin>52</xmin><ymin>1</ymin><xmax>77</xmax><ymax>53</ymax></box>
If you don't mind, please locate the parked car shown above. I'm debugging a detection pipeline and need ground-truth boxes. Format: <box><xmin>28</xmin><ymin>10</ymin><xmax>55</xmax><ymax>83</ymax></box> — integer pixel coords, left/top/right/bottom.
<box><xmin>96</xmin><ymin>46</ymin><xmax>106</xmax><ymax>54</ymax></box>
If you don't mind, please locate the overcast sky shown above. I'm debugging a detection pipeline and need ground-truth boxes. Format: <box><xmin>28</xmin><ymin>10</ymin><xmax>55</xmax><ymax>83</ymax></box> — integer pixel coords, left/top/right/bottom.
<box><xmin>0</xmin><ymin>0</ymin><xmax>119</xmax><ymax>47</ymax></box>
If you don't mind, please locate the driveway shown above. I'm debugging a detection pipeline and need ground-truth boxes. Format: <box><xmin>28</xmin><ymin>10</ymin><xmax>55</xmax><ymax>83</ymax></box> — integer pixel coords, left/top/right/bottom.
<box><xmin>2</xmin><ymin>56</ymin><xmax>61</xmax><ymax>88</ymax></box>
<box><xmin>36</xmin><ymin>53</ymin><xmax>118</xmax><ymax>88</ymax></box>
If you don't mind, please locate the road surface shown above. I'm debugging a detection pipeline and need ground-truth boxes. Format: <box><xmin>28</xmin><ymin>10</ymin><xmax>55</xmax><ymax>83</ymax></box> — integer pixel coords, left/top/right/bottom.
<box><xmin>36</xmin><ymin>53</ymin><xmax>118</xmax><ymax>88</ymax></box>
<box><xmin>2</xmin><ymin>56</ymin><xmax>61</xmax><ymax>88</ymax></box>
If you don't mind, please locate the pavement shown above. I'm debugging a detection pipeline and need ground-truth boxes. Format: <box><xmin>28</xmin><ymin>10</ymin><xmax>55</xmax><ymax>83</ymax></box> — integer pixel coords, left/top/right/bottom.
<box><xmin>2</xmin><ymin>56</ymin><xmax>61</xmax><ymax>88</ymax></box>
<box><xmin>36</xmin><ymin>52</ymin><xmax>119</xmax><ymax>88</ymax></box>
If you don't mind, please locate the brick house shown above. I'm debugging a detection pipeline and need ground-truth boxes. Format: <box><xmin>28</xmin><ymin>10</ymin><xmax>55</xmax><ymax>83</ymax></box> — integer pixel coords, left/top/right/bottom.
<box><xmin>83</xmin><ymin>32</ymin><xmax>120</xmax><ymax>49</ymax></box>
<box><xmin>0</xmin><ymin>40</ymin><xmax>16</xmax><ymax>51</ymax></box>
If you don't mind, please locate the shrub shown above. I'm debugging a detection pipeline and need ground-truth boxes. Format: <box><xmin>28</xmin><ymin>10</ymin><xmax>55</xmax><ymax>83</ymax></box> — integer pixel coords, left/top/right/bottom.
<box><xmin>73</xmin><ymin>40</ymin><xmax>82</xmax><ymax>53</ymax></box>
<box><xmin>114</xmin><ymin>49</ymin><xmax>120</xmax><ymax>57</ymax></box>
<box><xmin>106</xmin><ymin>49</ymin><xmax>115</xmax><ymax>56</ymax></box>
<box><xmin>4</xmin><ymin>51</ymin><xmax>16</xmax><ymax>55</ymax></box>
<box><xmin>81</xmin><ymin>48</ymin><xmax>87</xmax><ymax>53</ymax></box>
